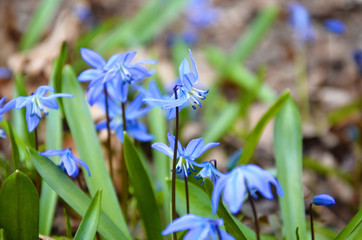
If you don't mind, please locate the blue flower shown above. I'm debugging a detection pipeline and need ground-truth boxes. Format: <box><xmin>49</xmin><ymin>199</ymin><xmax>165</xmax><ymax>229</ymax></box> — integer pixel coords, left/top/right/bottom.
<box><xmin>95</xmin><ymin>93</ymin><xmax>153</xmax><ymax>142</ymax></box>
<box><xmin>194</xmin><ymin>160</ymin><xmax>223</xmax><ymax>184</ymax></box>
<box><xmin>152</xmin><ymin>133</ymin><xmax>219</xmax><ymax>177</ymax></box>
<box><xmin>162</xmin><ymin>214</ymin><xmax>235</xmax><ymax>240</ymax></box>
<box><xmin>0</xmin><ymin>97</ymin><xmax>7</xmax><ymax>138</ymax></box>
<box><xmin>0</xmin><ymin>67</ymin><xmax>12</xmax><ymax>80</ymax></box>
<box><xmin>212</xmin><ymin>164</ymin><xmax>284</xmax><ymax>214</ymax></box>
<box><xmin>1</xmin><ymin>86</ymin><xmax>73</xmax><ymax>132</ymax></box>
<box><xmin>186</xmin><ymin>0</ymin><xmax>218</xmax><ymax>28</ymax></box>
<box><xmin>324</xmin><ymin>19</ymin><xmax>345</xmax><ymax>34</ymax></box>
<box><xmin>289</xmin><ymin>2</ymin><xmax>315</xmax><ymax>43</ymax></box>
<box><xmin>353</xmin><ymin>50</ymin><xmax>362</xmax><ymax>74</ymax></box>
<box><xmin>144</xmin><ymin>49</ymin><xmax>209</xmax><ymax>119</ymax></box>
<box><xmin>78</xmin><ymin>49</ymin><xmax>156</xmax><ymax>104</ymax></box>
<box><xmin>312</xmin><ymin>194</ymin><xmax>335</xmax><ymax>206</ymax></box>
<box><xmin>40</xmin><ymin>148</ymin><xmax>90</xmax><ymax>178</ymax></box>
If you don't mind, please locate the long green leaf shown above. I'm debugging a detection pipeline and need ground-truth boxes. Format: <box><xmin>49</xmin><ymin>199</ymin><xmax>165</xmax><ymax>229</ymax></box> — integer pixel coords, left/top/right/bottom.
<box><xmin>30</xmin><ymin>149</ymin><xmax>130</xmax><ymax>240</ymax></box>
<box><xmin>230</xmin><ymin>5</ymin><xmax>279</xmax><ymax>63</ymax></box>
<box><xmin>239</xmin><ymin>90</ymin><xmax>290</xmax><ymax>164</ymax></box>
<box><xmin>39</xmin><ymin>44</ymin><xmax>66</xmax><ymax>235</ymax></box>
<box><xmin>124</xmin><ymin>133</ymin><xmax>163</xmax><ymax>240</ymax></box>
<box><xmin>74</xmin><ymin>190</ymin><xmax>102</xmax><ymax>240</ymax></box>
<box><xmin>0</xmin><ymin>228</ymin><xmax>4</xmax><ymax>240</ymax></box>
<box><xmin>61</xmin><ymin>65</ymin><xmax>130</xmax><ymax>238</ymax></box>
<box><xmin>0</xmin><ymin>170</ymin><xmax>39</xmax><ymax>240</ymax></box>
<box><xmin>274</xmin><ymin>98</ymin><xmax>306</xmax><ymax>240</ymax></box>
<box><xmin>335</xmin><ymin>209</ymin><xmax>362</xmax><ymax>240</ymax></box>
<box><xmin>20</xmin><ymin>0</ymin><xmax>61</xmax><ymax>50</ymax></box>
<box><xmin>5</xmin><ymin>121</ymin><xmax>20</xmax><ymax>170</ymax></box>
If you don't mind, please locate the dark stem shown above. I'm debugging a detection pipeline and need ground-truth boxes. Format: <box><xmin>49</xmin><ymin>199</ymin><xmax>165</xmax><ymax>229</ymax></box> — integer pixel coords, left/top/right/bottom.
<box><xmin>184</xmin><ymin>174</ymin><xmax>190</xmax><ymax>214</ymax></box>
<box><xmin>35</xmin><ymin>128</ymin><xmax>40</xmax><ymax>194</ymax></box>
<box><xmin>215</xmin><ymin>225</ymin><xmax>223</xmax><ymax>240</ymax></box>
<box><xmin>310</xmin><ymin>203</ymin><xmax>315</xmax><ymax>240</ymax></box>
<box><xmin>246</xmin><ymin>183</ymin><xmax>260</xmax><ymax>240</ymax></box>
<box><xmin>120</xmin><ymin>101</ymin><xmax>128</xmax><ymax>219</ymax></box>
<box><xmin>104</xmin><ymin>85</ymin><xmax>114</xmax><ymax>182</ymax></box>
<box><xmin>171</xmin><ymin>88</ymin><xmax>179</xmax><ymax>240</ymax></box>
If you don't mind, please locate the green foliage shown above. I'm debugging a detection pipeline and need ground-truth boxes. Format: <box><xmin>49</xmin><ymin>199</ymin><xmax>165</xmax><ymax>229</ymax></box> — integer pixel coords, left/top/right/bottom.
<box><xmin>61</xmin><ymin>65</ymin><xmax>129</xmax><ymax>236</ymax></box>
<box><xmin>4</xmin><ymin>121</ymin><xmax>20</xmax><ymax>170</ymax></box>
<box><xmin>64</xmin><ymin>209</ymin><xmax>73</xmax><ymax>239</ymax></box>
<box><xmin>19</xmin><ymin>0</ymin><xmax>61</xmax><ymax>50</ymax></box>
<box><xmin>74</xmin><ymin>190</ymin><xmax>102</xmax><ymax>240</ymax></box>
<box><xmin>274</xmin><ymin>98</ymin><xmax>306</xmax><ymax>240</ymax></box>
<box><xmin>239</xmin><ymin>90</ymin><xmax>290</xmax><ymax>164</ymax></box>
<box><xmin>124</xmin><ymin>133</ymin><xmax>163</xmax><ymax>240</ymax></box>
<box><xmin>0</xmin><ymin>170</ymin><xmax>39</xmax><ymax>240</ymax></box>
<box><xmin>335</xmin><ymin>209</ymin><xmax>362</xmax><ymax>240</ymax></box>
<box><xmin>30</xmin><ymin>149</ymin><xmax>131</xmax><ymax>240</ymax></box>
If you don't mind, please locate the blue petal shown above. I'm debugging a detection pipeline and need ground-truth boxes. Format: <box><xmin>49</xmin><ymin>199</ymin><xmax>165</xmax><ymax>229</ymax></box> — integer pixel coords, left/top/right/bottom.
<box><xmin>78</xmin><ymin>69</ymin><xmax>103</xmax><ymax>82</ymax></box>
<box><xmin>80</xmin><ymin>48</ymin><xmax>106</xmax><ymax>69</ymax></box>
<box><xmin>87</xmin><ymin>85</ymin><xmax>104</xmax><ymax>106</ymax></box>
<box><xmin>130</xmin><ymin>123</ymin><xmax>154</xmax><ymax>142</ymax></box>
<box><xmin>211</xmin><ymin>174</ymin><xmax>228</xmax><ymax>214</ymax></box>
<box><xmin>15</xmin><ymin>96</ymin><xmax>32</xmax><ymax>109</ymax></box>
<box><xmin>184</xmin><ymin>227</ymin><xmax>210</xmax><ymax>240</ymax></box>
<box><xmin>198</xmin><ymin>142</ymin><xmax>220</xmax><ymax>156</ymax></box>
<box><xmin>26</xmin><ymin>107</ymin><xmax>40</xmax><ymax>132</ymax></box>
<box><xmin>324</xmin><ymin>19</ymin><xmax>345</xmax><ymax>34</ymax></box>
<box><xmin>1</xmin><ymin>99</ymin><xmax>17</xmax><ymax>113</ymax></box>
<box><xmin>223</xmin><ymin>168</ymin><xmax>245</xmax><ymax>214</ymax></box>
<box><xmin>0</xmin><ymin>129</ymin><xmax>6</xmax><ymax>139</ymax></box>
<box><xmin>40</xmin><ymin>149</ymin><xmax>66</xmax><ymax>157</ymax></box>
<box><xmin>72</xmin><ymin>155</ymin><xmax>91</xmax><ymax>177</ymax></box>
<box><xmin>162</xmin><ymin>214</ymin><xmax>209</xmax><ymax>235</ymax></box>
<box><xmin>122</xmin><ymin>51</ymin><xmax>137</xmax><ymax>65</ymax></box>
<box><xmin>188</xmin><ymin>49</ymin><xmax>199</xmax><ymax>81</ymax></box>
<box><xmin>125</xmin><ymin>94</ymin><xmax>145</xmax><ymax>117</ymax></box>
<box><xmin>61</xmin><ymin>155</ymin><xmax>79</xmax><ymax>178</ymax></box>
<box><xmin>35</xmin><ymin>85</ymin><xmax>55</xmax><ymax>96</ymax></box>
<box><xmin>184</xmin><ymin>138</ymin><xmax>204</xmax><ymax>159</ymax></box>
<box><xmin>312</xmin><ymin>194</ymin><xmax>335</xmax><ymax>206</ymax></box>
<box><xmin>152</xmin><ymin>142</ymin><xmax>173</xmax><ymax>158</ymax></box>
<box><xmin>42</xmin><ymin>98</ymin><xmax>59</xmax><ymax>109</ymax></box>
<box><xmin>179</xmin><ymin>58</ymin><xmax>191</xmax><ymax>79</ymax></box>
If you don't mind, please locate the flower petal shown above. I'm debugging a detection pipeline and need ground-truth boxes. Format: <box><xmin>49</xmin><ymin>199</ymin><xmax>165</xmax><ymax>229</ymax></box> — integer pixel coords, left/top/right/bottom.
<box><xmin>78</xmin><ymin>69</ymin><xmax>103</xmax><ymax>82</ymax></box>
<box><xmin>80</xmin><ymin>48</ymin><xmax>106</xmax><ymax>69</ymax></box>
<box><xmin>152</xmin><ymin>142</ymin><xmax>173</xmax><ymax>158</ymax></box>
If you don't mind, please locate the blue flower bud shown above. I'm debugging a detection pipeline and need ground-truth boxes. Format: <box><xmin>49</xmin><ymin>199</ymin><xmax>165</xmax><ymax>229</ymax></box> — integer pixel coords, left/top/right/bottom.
<box><xmin>312</xmin><ymin>194</ymin><xmax>335</xmax><ymax>206</ymax></box>
<box><xmin>324</xmin><ymin>19</ymin><xmax>345</xmax><ymax>34</ymax></box>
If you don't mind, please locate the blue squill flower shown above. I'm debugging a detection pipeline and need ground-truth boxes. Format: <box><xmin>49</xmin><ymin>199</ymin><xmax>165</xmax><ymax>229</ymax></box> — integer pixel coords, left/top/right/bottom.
<box><xmin>324</xmin><ymin>19</ymin><xmax>345</xmax><ymax>34</ymax></box>
<box><xmin>152</xmin><ymin>133</ymin><xmax>219</xmax><ymax>177</ymax></box>
<box><xmin>0</xmin><ymin>67</ymin><xmax>12</xmax><ymax>80</ymax></box>
<box><xmin>0</xmin><ymin>97</ymin><xmax>7</xmax><ymax>138</ymax></box>
<box><xmin>312</xmin><ymin>194</ymin><xmax>335</xmax><ymax>206</ymax></box>
<box><xmin>1</xmin><ymin>86</ymin><xmax>73</xmax><ymax>132</ymax></box>
<box><xmin>162</xmin><ymin>214</ymin><xmax>235</xmax><ymax>240</ymax></box>
<box><xmin>195</xmin><ymin>160</ymin><xmax>223</xmax><ymax>184</ymax></box>
<box><xmin>353</xmin><ymin>50</ymin><xmax>362</xmax><ymax>74</ymax></box>
<box><xmin>212</xmin><ymin>164</ymin><xmax>284</xmax><ymax>214</ymax></box>
<box><xmin>186</xmin><ymin>0</ymin><xmax>218</xmax><ymax>28</ymax></box>
<box><xmin>78</xmin><ymin>48</ymin><xmax>106</xmax><ymax>83</ymax></box>
<box><xmin>144</xmin><ymin>49</ymin><xmax>209</xmax><ymax>119</ymax></box>
<box><xmin>96</xmin><ymin>93</ymin><xmax>153</xmax><ymax>142</ymax></box>
<box><xmin>40</xmin><ymin>148</ymin><xmax>90</xmax><ymax>178</ymax></box>
<box><xmin>289</xmin><ymin>2</ymin><xmax>315</xmax><ymax>43</ymax></box>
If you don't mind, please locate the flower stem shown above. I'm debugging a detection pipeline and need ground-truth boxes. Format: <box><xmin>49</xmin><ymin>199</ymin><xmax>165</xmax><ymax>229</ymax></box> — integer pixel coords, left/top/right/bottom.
<box><xmin>310</xmin><ymin>203</ymin><xmax>315</xmax><ymax>240</ymax></box>
<box><xmin>103</xmin><ymin>85</ymin><xmax>114</xmax><ymax>182</ymax></box>
<box><xmin>120</xmin><ymin>101</ymin><xmax>128</xmax><ymax>219</ymax></box>
<box><xmin>246</xmin><ymin>184</ymin><xmax>260</xmax><ymax>240</ymax></box>
<box><xmin>184</xmin><ymin>175</ymin><xmax>190</xmax><ymax>214</ymax></box>
<box><xmin>171</xmin><ymin>88</ymin><xmax>179</xmax><ymax>240</ymax></box>
<box><xmin>215</xmin><ymin>225</ymin><xmax>223</xmax><ymax>240</ymax></box>
<box><xmin>35</xmin><ymin>128</ymin><xmax>40</xmax><ymax>194</ymax></box>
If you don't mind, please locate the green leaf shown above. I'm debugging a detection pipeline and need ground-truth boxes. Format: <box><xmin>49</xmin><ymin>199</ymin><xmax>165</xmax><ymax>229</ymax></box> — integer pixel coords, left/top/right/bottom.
<box><xmin>230</xmin><ymin>5</ymin><xmax>279</xmax><ymax>63</ymax></box>
<box><xmin>124</xmin><ymin>133</ymin><xmax>163</xmax><ymax>240</ymax></box>
<box><xmin>30</xmin><ymin>149</ymin><xmax>131</xmax><ymax>240</ymax></box>
<box><xmin>149</xmin><ymin>108</ymin><xmax>170</xmax><ymax>224</ymax></box>
<box><xmin>0</xmin><ymin>170</ymin><xmax>39</xmax><ymax>240</ymax></box>
<box><xmin>61</xmin><ymin>65</ymin><xmax>130</xmax><ymax>238</ymax></box>
<box><xmin>336</xmin><ymin>209</ymin><xmax>362</xmax><ymax>240</ymax></box>
<box><xmin>20</xmin><ymin>0</ymin><xmax>61</xmax><ymax>50</ymax></box>
<box><xmin>327</xmin><ymin>97</ymin><xmax>362</xmax><ymax>126</ymax></box>
<box><xmin>0</xmin><ymin>228</ymin><xmax>4</xmax><ymax>240</ymax></box>
<box><xmin>203</xmin><ymin>103</ymin><xmax>240</xmax><ymax>143</ymax></box>
<box><xmin>64</xmin><ymin>209</ymin><xmax>73</xmax><ymax>238</ymax></box>
<box><xmin>273</xmin><ymin>98</ymin><xmax>306</xmax><ymax>240</ymax></box>
<box><xmin>74</xmin><ymin>190</ymin><xmax>102</xmax><ymax>240</ymax></box>
<box><xmin>239</xmin><ymin>90</ymin><xmax>290</xmax><ymax>164</ymax></box>
<box><xmin>39</xmin><ymin>46</ymin><xmax>65</xmax><ymax>235</ymax></box>
<box><xmin>4</xmin><ymin>120</ymin><xmax>20</xmax><ymax>170</ymax></box>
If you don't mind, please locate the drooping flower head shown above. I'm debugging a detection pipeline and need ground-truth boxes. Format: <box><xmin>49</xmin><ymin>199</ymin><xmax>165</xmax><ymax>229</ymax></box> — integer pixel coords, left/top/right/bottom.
<box><xmin>78</xmin><ymin>48</ymin><xmax>156</xmax><ymax>104</ymax></box>
<box><xmin>195</xmin><ymin>160</ymin><xmax>223</xmax><ymax>184</ymax></box>
<box><xmin>324</xmin><ymin>19</ymin><xmax>345</xmax><ymax>35</ymax></box>
<box><xmin>40</xmin><ymin>148</ymin><xmax>90</xmax><ymax>178</ymax></box>
<box><xmin>312</xmin><ymin>194</ymin><xmax>335</xmax><ymax>206</ymax></box>
<box><xmin>212</xmin><ymin>164</ymin><xmax>284</xmax><ymax>214</ymax></box>
<box><xmin>96</xmin><ymin>93</ymin><xmax>153</xmax><ymax>142</ymax></box>
<box><xmin>1</xmin><ymin>86</ymin><xmax>73</xmax><ymax>132</ymax></box>
<box><xmin>162</xmin><ymin>214</ymin><xmax>235</xmax><ymax>240</ymax></box>
<box><xmin>0</xmin><ymin>97</ymin><xmax>7</xmax><ymax>138</ymax></box>
<box><xmin>152</xmin><ymin>133</ymin><xmax>219</xmax><ymax>177</ymax></box>
<box><xmin>288</xmin><ymin>2</ymin><xmax>315</xmax><ymax>43</ymax></box>
<box><xmin>144</xmin><ymin>49</ymin><xmax>209</xmax><ymax>119</ymax></box>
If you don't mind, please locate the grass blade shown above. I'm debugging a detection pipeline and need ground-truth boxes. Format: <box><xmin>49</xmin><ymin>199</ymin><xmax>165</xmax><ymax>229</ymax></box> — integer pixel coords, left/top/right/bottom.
<box><xmin>335</xmin><ymin>209</ymin><xmax>362</xmax><ymax>240</ymax></box>
<box><xmin>239</xmin><ymin>90</ymin><xmax>290</xmax><ymax>164</ymax></box>
<box><xmin>74</xmin><ymin>190</ymin><xmax>102</xmax><ymax>240</ymax></box>
<box><xmin>20</xmin><ymin>0</ymin><xmax>61</xmax><ymax>50</ymax></box>
<box><xmin>4</xmin><ymin>121</ymin><xmax>20</xmax><ymax>170</ymax></box>
<box><xmin>30</xmin><ymin>149</ymin><xmax>131</xmax><ymax>240</ymax></box>
<box><xmin>0</xmin><ymin>170</ymin><xmax>39</xmax><ymax>240</ymax></box>
<box><xmin>61</xmin><ymin>65</ymin><xmax>130</xmax><ymax>239</ymax></box>
<box><xmin>124</xmin><ymin>133</ymin><xmax>163</xmax><ymax>240</ymax></box>
<box><xmin>274</xmin><ymin>98</ymin><xmax>306</xmax><ymax>240</ymax></box>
